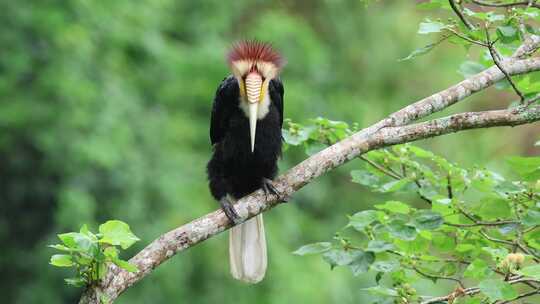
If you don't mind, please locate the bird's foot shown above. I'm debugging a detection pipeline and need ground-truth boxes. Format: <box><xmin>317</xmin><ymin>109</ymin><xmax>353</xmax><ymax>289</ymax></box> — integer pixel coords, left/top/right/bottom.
<box><xmin>262</xmin><ymin>178</ymin><xmax>290</xmax><ymax>203</ymax></box>
<box><xmin>219</xmin><ymin>196</ymin><xmax>241</xmax><ymax>225</ymax></box>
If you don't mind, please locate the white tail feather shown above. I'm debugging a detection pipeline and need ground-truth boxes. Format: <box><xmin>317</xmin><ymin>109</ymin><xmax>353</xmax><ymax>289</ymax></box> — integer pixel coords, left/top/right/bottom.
<box><xmin>229</xmin><ymin>214</ymin><xmax>267</xmax><ymax>283</ymax></box>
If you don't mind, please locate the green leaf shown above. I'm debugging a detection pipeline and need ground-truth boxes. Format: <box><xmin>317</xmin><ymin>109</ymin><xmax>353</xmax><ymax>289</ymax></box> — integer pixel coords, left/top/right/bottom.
<box><xmin>282</xmin><ymin>128</ymin><xmax>311</xmax><ymax>145</ymax></box>
<box><xmin>412</xmin><ymin>210</ymin><xmax>443</xmax><ymax>230</ymax></box>
<box><xmin>478</xmin><ymin>279</ymin><xmax>517</xmax><ymax>301</ymax></box>
<box><xmin>523</xmin><ymin>210</ymin><xmax>540</xmax><ymax>226</ymax></box>
<box><xmin>483</xmin><ymin>247</ymin><xmax>509</xmax><ymax>262</ymax></box>
<box><xmin>58</xmin><ymin>231</ymin><xmax>96</xmax><ymax>253</ymax></box>
<box><xmin>478</xmin><ymin>198</ymin><xmax>511</xmax><ymax>220</ymax></box>
<box><xmin>99</xmin><ymin>220</ymin><xmax>140</xmax><ymax>249</ymax></box>
<box><xmin>322</xmin><ymin>249</ymin><xmax>364</xmax><ymax>269</ymax></box>
<box><xmin>464</xmin><ymin>259</ymin><xmax>493</xmax><ymax>280</ymax></box>
<box><xmin>371</xmin><ymin>260</ymin><xmax>399</xmax><ymax>273</ymax></box>
<box><xmin>50</xmin><ymin>254</ymin><xmax>73</xmax><ymax>267</ymax></box>
<box><xmin>486</xmin><ymin>12</ymin><xmax>505</xmax><ymax>22</ymax></box>
<box><xmin>458</xmin><ymin>61</ymin><xmax>486</xmax><ymax>78</ymax></box>
<box><xmin>407</xmin><ymin>145</ymin><xmax>435</xmax><ymax>158</ymax></box>
<box><xmin>366</xmin><ymin>240</ymin><xmax>394</xmax><ymax>253</ymax></box>
<box><xmin>507</xmin><ymin>156</ymin><xmax>540</xmax><ymax>181</ymax></box>
<box><xmin>399</xmin><ymin>42</ymin><xmax>437</xmax><ymax>62</ymax></box>
<box><xmin>387</xmin><ymin>219</ymin><xmax>417</xmax><ymax>241</ymax></box>
<box><xmin>518</xmin><ymin>265</ymin><xmax>540</xmax><ymax>279</ymax></box>
<box><xmin>293</xmin><ymin>242</ymin><xmax>332</xmax><ymax>256</ymax></box>
<box><xmin>376</xmin><ymin>201</ymin><xmax>410</xmax><ymax>214</ymax></box>
<box><xmin>65</xmin><ymin>277</ymin><xmax>86</xmax><ymax>287</ymax></box>
<box><xmin>113</xmin><ymin>259</ymin><xmax>138</xmax><ymax>273</ymax></box>
<box><xmin>348</xmin><ymin>210</ymin><xmax>378</xmax><ymax>231</ymax></box>
<box><xmin>350</xmin><ymin>170</ymin><xmax>380</xmax><ymax>187</ymax></box>
<box><xmin>361</xmin><ymin>286</ymin><xmax>398</xmax><ymax>297</ymax></box>
<box><xmin>349</xmin><ymin>251</ymin><xmax>375</xmax><ymax>276</ymax></box>
<box><xmin>432</xmin><ymin>233</ymin><xmax>455</xmax><ymax>252</ymax></box>
<box><xmin>456</xmin><ymin>244</ymin><xmax>475</xmax><ymax>253</ymax></box>
<box><xmin>104</xmin><ymin>246</ymin><xmax>119</xmax><ymax>259</ymax></box>
<box><xmin>58</xmin><ymin>232</ymin><xmax>78</xmax><ymax>248</ymax></box>
<box><xmin>378</xmin><ymin>179</ymin><xmax>410</xmax><ymax>193</ymax></box>
<box><xmin>496</xmin><ymin>26</ymin><xmax>518</xmax><ymax>43</ymax></box>
<box><xmin>418</xmin><ymin>21</ymin><xmax>447</xmax><ymax>34</ymax></box>
<box><xmin>48</xmin><ymin>244</ymin><xmax>73</xmax><ymax>252</ymax></box>
<box><xmin>305</xmin><ymin>142</ymin><xmax>326</xmax><ymax>156</ymax></box>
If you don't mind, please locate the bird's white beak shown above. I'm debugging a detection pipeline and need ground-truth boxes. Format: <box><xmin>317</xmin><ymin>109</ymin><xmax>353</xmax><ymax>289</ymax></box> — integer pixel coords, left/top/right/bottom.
<box><xmin>248</xmin><ymin>102</ymin><xmax>258</xmax><ymax>153</ymax></box>
<box><xmin>245</xmin><ymin>72</ymin><xmax>263</xmax><ymax>153</ymax></box>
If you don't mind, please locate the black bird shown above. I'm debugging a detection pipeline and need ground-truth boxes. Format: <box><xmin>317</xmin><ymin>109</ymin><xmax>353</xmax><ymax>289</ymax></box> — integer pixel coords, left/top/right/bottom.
<box><xmin>207</xmin><ymin>41</ymin><xmax>285</xmax><ymax>283</ymax></box>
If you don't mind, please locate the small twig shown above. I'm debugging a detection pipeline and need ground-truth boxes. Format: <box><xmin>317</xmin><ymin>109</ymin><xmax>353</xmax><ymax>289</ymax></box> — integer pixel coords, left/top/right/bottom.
<box><xmin>523</xmin><ymin>225</ymin><xmax>539</xmax><ymax>234</ymax></box>
<box><xmin>411</xmin><ymin>265</ymin><xmax>465</xmax><ymax>288</ymax></box>
<box><xmin>446</xmin><ymin>28</ymin><xmax>489</xmax><ymax>47</ymax></box>
<box><xmin>359</xmin><ymin>155</ymin><xmax>402</xmax><ymax>180</ymax></box>
<box><xmin>479</xmin><ymin>229</ymin><xmax>515</xmax><ymax>245</ymax></box>
<box><xmin>359</xmin><ymin>155</ymin><xmax>432</xmax><ymax>204</ymax></box>
<box><xmin>449</xmin><ymin>0</ymin><xmax>475</xmax><ymax>30</ymax></box>
<box><xmin>446</xmin><ymin>174</ymin><xmax>453</xmax><ymax>199</ymax></box>
<box><xmin>455</xmin><ymin>204</ymin><xmax>479</xmax><ymax>223</ymax></box>
<box><xmin>413</xmin><ymin>179</ymin><xmax>433</xmax><ymax>204</ymax></box>
<box><xmin>485</xmin><ymin>26</ymin><xmax>526</xmax><ymax>103</ymax></box>
<box><xmin>444</xmin><ymin>220</ymin><xmax>519</xmax><ymax>227</ymax></box>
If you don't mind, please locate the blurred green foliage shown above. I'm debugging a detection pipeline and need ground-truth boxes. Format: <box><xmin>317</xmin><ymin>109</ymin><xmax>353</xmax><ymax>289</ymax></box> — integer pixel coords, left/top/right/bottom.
<box><xmin>1</xmin><ymin>1</ymin><xmax>538</xmax><ymax>303</ymax></box>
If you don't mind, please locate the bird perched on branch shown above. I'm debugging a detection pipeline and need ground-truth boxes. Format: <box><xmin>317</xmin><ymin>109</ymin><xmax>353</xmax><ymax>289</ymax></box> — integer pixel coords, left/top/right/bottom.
<box><xmin>207</xmin><ymin>40</ymin><xmax>285</xmax><ymax>283</ymax></box>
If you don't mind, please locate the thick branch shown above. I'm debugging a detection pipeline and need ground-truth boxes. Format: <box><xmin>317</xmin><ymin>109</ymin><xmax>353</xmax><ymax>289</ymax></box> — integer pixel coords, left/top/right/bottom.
<box><xmin>79</xmin><ymin>55</ymin><xmax>540</xmax><ymax>303</ymax></box>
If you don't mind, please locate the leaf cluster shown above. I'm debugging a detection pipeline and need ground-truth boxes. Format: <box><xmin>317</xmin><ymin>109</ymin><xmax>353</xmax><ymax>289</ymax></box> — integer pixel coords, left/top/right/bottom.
<box><xmin>49</xmin><ymin>220</ymin><xmax>140</xmax><ymax>288</ymax></box>
<box><xmin>403</xmin><ymin>0</ymin><xmax>540</xmax><ymax>105</ymax></box>
<box><xmin>286</xmin><ymin>119</ymin><xmax>540</xmax><ymax>303</ymax></box>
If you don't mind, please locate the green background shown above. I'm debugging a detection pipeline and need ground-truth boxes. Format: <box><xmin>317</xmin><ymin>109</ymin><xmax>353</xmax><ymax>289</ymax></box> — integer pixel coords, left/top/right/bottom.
<box><xmin>1</xmin><ymin>1</ymin><xmax>537</xmax><ymax>303</ymax></box>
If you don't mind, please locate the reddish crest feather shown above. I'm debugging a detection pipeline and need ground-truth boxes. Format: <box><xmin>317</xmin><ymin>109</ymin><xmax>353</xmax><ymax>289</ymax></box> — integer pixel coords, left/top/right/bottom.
<box><xmin>228</xmin><ymin>40</ymin><xmax>284</xmax><ymax>69</ymax></box>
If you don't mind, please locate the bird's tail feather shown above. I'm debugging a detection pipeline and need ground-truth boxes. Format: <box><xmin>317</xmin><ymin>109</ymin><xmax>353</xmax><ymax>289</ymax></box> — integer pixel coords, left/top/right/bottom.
<box><xmin>229</xmin><ymin>214</ymin><xmax>267</xmax><ymax>283</ymax></box>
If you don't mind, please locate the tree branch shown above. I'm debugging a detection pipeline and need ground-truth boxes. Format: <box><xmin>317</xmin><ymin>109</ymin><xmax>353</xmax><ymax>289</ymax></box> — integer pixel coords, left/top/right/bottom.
<box><xmin>471</xmin><ymin>0</ymin><xmax>540</xmax><ymax>9</ymax></box>
<box><xmin>420</xmin><ymin>277</ymin><xmax>540</xmax><ymax>304</ymax></box>
<box><xmin>449</xmin><ymin>0</ymin><xmax>475</xmax><ymax>30</ymax></box>
<box><xmin>79</xmin><ymin>53</ymin><xmax>540</xmax><ymax>303</ymax></box>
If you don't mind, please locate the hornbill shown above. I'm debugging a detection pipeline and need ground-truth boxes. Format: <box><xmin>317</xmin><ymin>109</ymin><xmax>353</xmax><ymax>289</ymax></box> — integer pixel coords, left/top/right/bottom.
<box><xmin>207</xmin><ymin>41</ymin><xmax>285</xmax><ymax>283</ymax></box>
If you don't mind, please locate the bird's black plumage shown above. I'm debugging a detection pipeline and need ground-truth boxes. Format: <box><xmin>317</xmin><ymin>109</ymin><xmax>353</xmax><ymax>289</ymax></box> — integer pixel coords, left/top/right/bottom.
<box><xmin>207</xmin><ymin>75</ymin><xmax>284</xmax><ymax>200</ymax></box>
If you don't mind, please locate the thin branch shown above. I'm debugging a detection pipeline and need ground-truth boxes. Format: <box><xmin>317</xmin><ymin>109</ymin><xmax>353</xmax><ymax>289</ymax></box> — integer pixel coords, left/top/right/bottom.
<box><xmin>479</xmin><ymin>229</ymin><xmax>515</xmax><ymax>245</ymax></box>
<box><xmin>444</xmin><ymin>220</ymin><xmax>519</xmax><ymax>227</ymax></box>
<box><xmin>446</xmin><ymin>27</ymin><xmax>489</xmax><ymax>47</ymax></box>
<box><xmin>359</xmin><ymin>155</ymin><xmax>402</xmax><ymax>180</ymax></box>
<box><xmin>413</xmin><ymin>179</ymin><xmax>433</xmax><ymax>204</ymax></box>
<box><xmin>446</xmin><ymin>174</ymin><xmax>453</xmax><ymax>199</ymax></box>
<box><xmin>421</xmin><ymin>278</ymin><xmax>540</xmax><ymax>304</ymax></box>
<box><xmin>449</xmin><ymin>0</ymin><xmax>475</xmax><ymax>30</ymax></box>
<box><xmin>471</xmin><ymin>0</ymin><xmax>540</xmax><ymax>9</ymax></box>
<box><xmin>485</xmin><ymin>27</ymin><xmax>526</xmax><ymax>103</ymax></box>
<box><xmin>78</xmin><ymin>47</ymin><xmax>540</xmax><ymax>303</ymax></box>
<box><xmin>411</xmin><ymin>265</ymin><xmax>465</xmax><ymax>288</ymax></box>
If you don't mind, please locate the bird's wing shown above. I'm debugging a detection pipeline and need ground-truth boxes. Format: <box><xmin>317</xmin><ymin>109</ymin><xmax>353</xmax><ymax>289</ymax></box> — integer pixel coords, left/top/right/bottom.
<box><xmin>210</xmin><ymin>76</ymin><xmax>239</xmax><ymax>145</ymax></box>
<box><xmin>270</xmin><ymin>77</ymin><xmax>284</xmax><ymax>129</ymax></box>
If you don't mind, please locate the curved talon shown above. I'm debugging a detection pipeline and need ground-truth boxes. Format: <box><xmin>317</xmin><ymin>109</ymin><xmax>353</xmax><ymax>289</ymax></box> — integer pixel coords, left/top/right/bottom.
<box><xmin>262</xmin><ymin>178</ymin><xmax>289</xmax><ymax>202</ymax></box>
<box><xmin>219</xmin><ymin>197</ymin><xmax>241</xmax><ymax>225</ymax></box>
